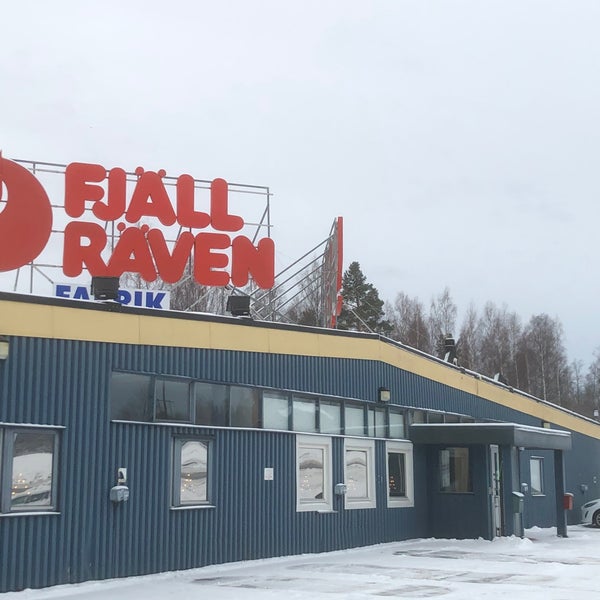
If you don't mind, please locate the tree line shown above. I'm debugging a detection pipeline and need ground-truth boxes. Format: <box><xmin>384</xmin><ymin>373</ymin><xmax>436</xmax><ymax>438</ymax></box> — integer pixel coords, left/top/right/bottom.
<box><xmin>310</xmin><ymin>261</ymin><xmax>600</xmax><ymax>419</ymax></box>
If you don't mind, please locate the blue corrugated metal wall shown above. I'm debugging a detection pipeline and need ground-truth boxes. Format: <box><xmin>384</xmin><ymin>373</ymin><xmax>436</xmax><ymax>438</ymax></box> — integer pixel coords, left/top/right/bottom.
<box><xmin>0</xmin><ymin>335</ymin><xmax>598</xmax><ymax>591</ymax></box>
<box><xmin>426</xmin><ymin>445</ymin><xmax>490</xmax><ymax>539</ymax></box>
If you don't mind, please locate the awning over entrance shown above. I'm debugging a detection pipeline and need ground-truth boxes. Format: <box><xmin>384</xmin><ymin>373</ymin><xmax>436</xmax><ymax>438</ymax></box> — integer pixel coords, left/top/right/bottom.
<box><xmin>410</xmin><ymin>422</ymin><xmax>572</xmax><ymax>451</ymax></box>
<box><xmin>410</xmin><ymin>422</ymin><xmax>572</xmax><ymax>538</ymax></box>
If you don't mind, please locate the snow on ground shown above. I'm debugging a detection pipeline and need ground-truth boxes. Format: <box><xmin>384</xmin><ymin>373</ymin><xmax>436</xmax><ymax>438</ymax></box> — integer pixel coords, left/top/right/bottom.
<box><xmin>6</xmin><ymin>526</ymin><xmax>600</xmax><ymax>599</ymax></box>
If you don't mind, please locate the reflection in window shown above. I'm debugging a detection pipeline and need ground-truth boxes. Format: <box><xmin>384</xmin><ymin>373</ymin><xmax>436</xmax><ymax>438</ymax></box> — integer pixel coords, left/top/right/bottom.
<box><xmin>368</xmin><ymin>408</ymin><xmax>386</xmax><ymax>437</ymax></box>
<box><xmin>110</xmin><ymin>372</ymin><xmax>152</xmax><ymax>421</ymax></box>
<box><xmin>428</xmin><ymin>412</ymin><xmax>444</xmax><ymax>423</ymax></box>
<box><xmin>410</xmin><ymin>410</ymin><xmax>426</xmax><ymax>424</ymax></box>
<box><xmin>389</xmin><ymin>411</ymin><xmax>405</xmax><ymax>439</ymax></box>
<box><xmin>155</xmin><ymin>379</ymin><xmax>191</xmax><ymax>422</ymax></box>
<box><xmin>346</xmin><ymin>450</ymin><xmax>368</xmax><ymax>499</ymax></box>
<box><xmin>293</xmin><ymin>397</ymin><xmax>317</xmax><ymax>432</ymax></box>
<box><xmin>298</xmin><ymin>447</ymin><xmax>324</xmax><ymax>501</ymax></box>
<box><xmin>345</xmin><ymin>439</ymin><xmax>376</xmax><ymax>509</ymax></box>
<box><xmin>345</xmin><ymin>405</ymin><xmax>365</xmax><ymax>436</ymax></box>
<box><xmin>530</xmin><ymin>457</ymin><xmax>544</xmax><ymax>495</ymax></box>
<box><xmin>388</xmin><ymin>452</ymin><xmax>406</xmax><ymax>497</ymax></box>
<box><xmin>176</xmin><ymin>440</ymin><xmax>208</xmax><ymax>506</ymax></box>
<box><xmin>263</xmin><ymin>391</ymin><xmax>289</xmax><ymax>430</ymax></box>
<box><xmin>440</xmin><ymin>447</ymin><xmax>472</xmax><ymax>493</ymax></box>
<box><xmin>319</xmin><ymin>401</ymin><xmax>341</xmax><ymax>434</ymax></box>
<box><xmin>11</xmin><ymin>431</ymin><xmax>55</xmax><ymax>510</ymax></box>
<box><xmin>296</xmin><ymin>435</ymin><xmax>332</xmax><ymax>512</ymax></box>
<box><xmin>195</xmin><ymin>382</ymin><xmax>228</xmax><ymax>426</ymax></box>
<box><xmin>230</xmin><ymin>386</ymin><xmax>260</xmax><ymax>427</ymax></box>
<box><xmin>386</xmin><ymin>441</ymin><xmax>414</xmax><ymax>508</ymax></box>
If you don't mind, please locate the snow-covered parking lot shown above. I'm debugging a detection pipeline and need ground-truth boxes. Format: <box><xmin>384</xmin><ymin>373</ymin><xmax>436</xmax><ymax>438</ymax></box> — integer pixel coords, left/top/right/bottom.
<box><xmin>6</xmin><ymin>526</ymin><xmax>600</xmax><ymax>600</ymax></box>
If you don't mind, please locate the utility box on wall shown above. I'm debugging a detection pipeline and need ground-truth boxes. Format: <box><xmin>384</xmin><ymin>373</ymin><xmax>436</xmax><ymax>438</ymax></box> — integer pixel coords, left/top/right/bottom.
<box><xmin>512</xmin><ymin>491</ymin><xmax>524</xmax><ymax>514</ymax></box>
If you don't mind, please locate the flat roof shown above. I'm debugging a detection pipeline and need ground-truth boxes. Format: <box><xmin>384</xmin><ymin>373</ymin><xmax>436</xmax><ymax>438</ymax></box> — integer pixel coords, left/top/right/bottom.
<box><xmin>410</xmin><ymin>422</ymin><xmax>572</xmax><ymax>450</ymax></box>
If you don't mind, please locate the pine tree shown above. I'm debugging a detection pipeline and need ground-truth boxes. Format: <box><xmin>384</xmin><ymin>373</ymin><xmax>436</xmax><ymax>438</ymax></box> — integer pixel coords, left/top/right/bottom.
<box><xmin>337</xmin><ymin>262</ymin><xmax>390</xmax><ymax>334</ymax></box>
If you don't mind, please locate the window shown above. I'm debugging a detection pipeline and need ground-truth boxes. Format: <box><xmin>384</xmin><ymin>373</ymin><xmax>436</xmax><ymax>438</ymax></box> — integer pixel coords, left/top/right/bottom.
<box><xmin>1</xmin><ymin>427</ymin><xmax>59</xmax><ymax>513</ymax></box>
<box><xmin>319</xmin><ymin>401</ymin><xmax>341</xmax><ymax>434</ymax></box>
<box><xmin>155</xmin><ymin>378</ymin><xmax>192</xmax><ymax>422</ymax></box>
<box><xmin>345</xmin><ymin>404</ymin><xmax>365</xmax><ymax>436</ymax></box>
<box><xmin>530</xmin><ymin>457</ymin><xmax>544</xmax><ymax>495</ymax></box>
<box><xmin>195</xmin><ymin>382</ymin><xmax>228</xmax><ymax>426</ymax></box>
<box><xmin>410</xmin><ymin>410</ymin><xmax>426</xmax><ymax>424</ymax></box>
<box><xmin>111</xmin><ymin>372</ymin><xmax>417</xmax><ymax>443</ymax></box>
<box><xmin>428</xmin><ymin>412</ymin><xmax>444</xmax><ymax>423</ymax></box>
<box><xmin>110</xmin><ymin>372</ymin><xmax>152</xmax><ymax>421</ymax></box>
<box><xmin>344</xmin><ymin>439</ymin><xmax>376</xmax><ymax>509</ymax></box>
<box><xmin>262</xmin><ymin>391</ymin><xmax>290</xmax><ymax>430</ymax></box>
<box><xmin>389</xmin><ymin>411</ymin><xmax>406</xmax><ymax>439</ymax></box>
<box><xmin>172</xmin><ymin>438</ymin><xmax>209</xmax><ymax>507</ymax></box>
<box><xmin>293</xmin><ymin>396</ymin><xmax>317</xmax><ymax>432</ymax></box>
<box><xmin>440</xmin><ymin>447</ymin><xmax>472</xmax><ymax>493</ymax></box>
<box><xmin>386</xmin><ymin>441</ymin><xmax>414</xmax><ymax>507</ymax></box>
<box><xmin>296</xmin><ymin>436</ymin><xmax>332</xmax><ymax>512</ymax></box>
<box><xmin>230</xmin><ymin>386</ymin><xmax>260</xmax><ymax>427</ymax></box>
<box><xmin>367</xmin><ymin>407</ymin><xmax>386</xmax><ymax>438</ymax></box>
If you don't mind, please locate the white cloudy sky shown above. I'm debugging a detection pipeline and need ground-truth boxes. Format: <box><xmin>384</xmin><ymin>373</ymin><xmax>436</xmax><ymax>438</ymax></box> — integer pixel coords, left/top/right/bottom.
<box><xmin>2</xmin><ymin>1</ymin><xmax>600</xmax><ymax>363</ymax></box>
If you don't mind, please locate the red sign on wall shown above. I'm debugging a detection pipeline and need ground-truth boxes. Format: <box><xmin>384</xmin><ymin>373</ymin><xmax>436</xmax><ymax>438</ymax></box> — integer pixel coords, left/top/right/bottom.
<box><xmin>0</xmin><ymin>155</ymin><xmax>275</xmax><ymax>289</ymax></box>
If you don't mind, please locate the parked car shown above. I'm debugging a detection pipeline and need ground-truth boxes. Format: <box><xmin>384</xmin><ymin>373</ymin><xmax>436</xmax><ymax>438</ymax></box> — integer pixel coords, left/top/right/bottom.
<box><xmin>581</xmin><ymin>499</ymin><xmax>600</xmax><ymax>527</ymax></box>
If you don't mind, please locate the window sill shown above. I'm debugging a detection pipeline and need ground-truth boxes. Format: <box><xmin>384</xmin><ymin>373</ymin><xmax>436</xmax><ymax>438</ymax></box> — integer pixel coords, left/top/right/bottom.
<box><xmin>531</xmin><ymin>493</ymin><xmax>546</xmax><ymax>497</ymax></box>
<box><xmin>345</xmin><ymin>503</ymin><xmax>376</xmax><ymax>510</ymax></box>
<box><xmin>387</xmin><ymin>500</ymin><xmax>414</xmax><ymax>508</ymax></box>
<box><xmin>170</xmin><ymin>505</ymin><xmax>215</xmax><ymax>511</ymax></box>
<box><xmin>0</xmin><ymin>511</ymin><xmax>60</xmax><ymax>517</ymax></box>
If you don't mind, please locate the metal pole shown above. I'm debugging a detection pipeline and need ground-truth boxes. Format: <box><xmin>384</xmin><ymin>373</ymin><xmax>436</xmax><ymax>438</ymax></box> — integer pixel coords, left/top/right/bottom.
<box><xmin>554</xmin><ymin>449</ymin><xmax>567</xmax><ymax>537</ymax></box>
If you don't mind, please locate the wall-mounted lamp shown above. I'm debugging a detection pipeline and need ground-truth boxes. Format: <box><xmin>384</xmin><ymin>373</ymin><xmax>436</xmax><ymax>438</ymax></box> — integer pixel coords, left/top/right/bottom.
<box><xmin>0</xmin><ymin>335</ymin><xmax>9</xmax><ymax>361</ymax></box>
<box><xmin>378</xmin><ymin>387</ymin><xmax>391</xmax><ymax>402</ymax></box>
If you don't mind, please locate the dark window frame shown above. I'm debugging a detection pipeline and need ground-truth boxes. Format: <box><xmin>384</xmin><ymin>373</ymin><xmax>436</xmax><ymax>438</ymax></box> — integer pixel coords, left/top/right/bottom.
<box><xmin>439</xmin><ymin>446</ymin><xmax>473</xmax><ymax>494</ymax></box>
<box><xmin>1</xmin><ymin>427</ymin><xmax>60</xmax><ymax>514</ymax></box>
<box><xmin>154</xmin><ymin>376</ymin><xmax>194</xmax><ymax>423</ymax></box>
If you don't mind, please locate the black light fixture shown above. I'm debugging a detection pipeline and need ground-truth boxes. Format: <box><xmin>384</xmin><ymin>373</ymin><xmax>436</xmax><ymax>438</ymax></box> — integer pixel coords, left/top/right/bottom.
<box><xmin>493</xmin><ymin>372</ymin><xmax>509</xmax><ymax>385</ymax></box>
<box><xmin>378</xmin><ymin>386</ymin><xmax>391</xmax><ymax>402</ymax></box>
<box><xmin>226</xmin><ymin>294</ymin><xmax>251</xmax><ymax>317</ymax></box>
<box><xmin>0</xmin><ymin>335</ymin><xmax>9</xmax><ymax>361</ymax></box>
<box><xmin>443</xmin><ymin>334</ymin><xmax>457</xmax><ymax>364</ymax></box>
<box><xmin>91</xmin><ymin>277</ymin><xmax>120</xmax><ymax>301</ymax></box>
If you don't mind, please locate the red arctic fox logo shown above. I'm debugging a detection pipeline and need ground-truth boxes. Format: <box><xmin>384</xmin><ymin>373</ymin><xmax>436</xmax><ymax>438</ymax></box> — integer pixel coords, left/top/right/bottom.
<box><xmin>0</xmin><ymin>155</ymin><xmax>53</xmax><ymax>271</ymax></box>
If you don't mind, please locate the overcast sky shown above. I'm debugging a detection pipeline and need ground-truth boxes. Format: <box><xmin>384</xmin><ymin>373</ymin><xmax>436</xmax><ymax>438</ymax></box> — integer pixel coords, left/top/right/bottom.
<box><xmin>2</xmin><ymin>1</ymin><xmax>599</xmax><ymax>364</ymax></box>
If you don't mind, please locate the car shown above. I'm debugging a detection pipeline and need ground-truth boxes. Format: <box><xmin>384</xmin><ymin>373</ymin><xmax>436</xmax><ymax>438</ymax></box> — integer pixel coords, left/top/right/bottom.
<box><xmin>581</xmin><ymin>498</ymin><xmax>600</xmax><ymax>527</ymax></box>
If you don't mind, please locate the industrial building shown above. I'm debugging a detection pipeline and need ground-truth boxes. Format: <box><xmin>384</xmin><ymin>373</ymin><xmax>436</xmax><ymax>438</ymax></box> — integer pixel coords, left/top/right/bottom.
<box><xmin>1</xmin><ymin>291</ymin><xmax>599</xmax><ymax>592</ymax></box>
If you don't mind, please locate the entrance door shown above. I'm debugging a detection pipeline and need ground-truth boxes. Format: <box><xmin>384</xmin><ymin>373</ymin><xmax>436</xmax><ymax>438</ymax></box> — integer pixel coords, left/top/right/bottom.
<box><xmin>490</xmin><ymin>444</ymin><xmax>503</xmax><ymax>537</ymax></box>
